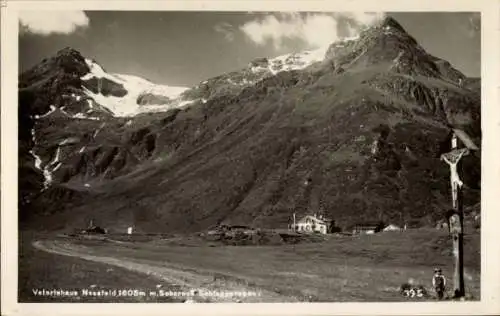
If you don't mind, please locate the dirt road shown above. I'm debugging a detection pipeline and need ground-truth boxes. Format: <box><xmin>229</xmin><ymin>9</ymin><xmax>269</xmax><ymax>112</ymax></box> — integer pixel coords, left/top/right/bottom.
<box><xmin>32</xmin><ymin>239</ymin><xmax>296</xmax><ymax>303</ymax></box>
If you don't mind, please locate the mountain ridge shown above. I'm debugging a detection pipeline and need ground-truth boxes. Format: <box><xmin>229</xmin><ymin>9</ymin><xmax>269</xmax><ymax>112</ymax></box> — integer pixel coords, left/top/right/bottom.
<box><xmin>19</xmin><ymin>17</ymin><xmax>481</xmax><ymax>233</ymax></box>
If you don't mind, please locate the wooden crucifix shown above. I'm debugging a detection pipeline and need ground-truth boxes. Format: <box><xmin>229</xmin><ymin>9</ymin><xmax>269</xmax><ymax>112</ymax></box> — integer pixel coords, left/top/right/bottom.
<box><xmin>440</xmin><ymin>133</ymin><xmax>469</xmax><ymax>299</ymax></box>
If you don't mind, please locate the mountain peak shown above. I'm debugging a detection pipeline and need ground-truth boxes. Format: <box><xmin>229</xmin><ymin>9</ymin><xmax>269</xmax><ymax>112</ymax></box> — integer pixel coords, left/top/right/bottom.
<box><xmin>378</xmin><ymin>16</ymin><xmax>407</xmax><ymax>33</ymax></box>
<box><xmin>56</xmin><ymin>46</ymin><xmax>84</xmax><ymax>58</ymax></box>
<box><xmin>322</xmin><ymin>15</ymin><xmax>467</xmax><ymax>81</ymax></box>
<box><xmin>19</xmin><ymin>46</ymin><xmax>90</xmax><ymax>90</ymax></box>
<box><xmin>49</xmin><ymin>47</ymin><xmax>90</xmax><ymax>75</ymax></box>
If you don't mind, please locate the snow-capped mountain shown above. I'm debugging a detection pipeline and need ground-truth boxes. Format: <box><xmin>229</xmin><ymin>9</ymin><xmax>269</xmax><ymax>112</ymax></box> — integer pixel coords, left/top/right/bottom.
<box><xmin>179</xmin><ymin>45</ymin><xmax>334</xmax><ymax>103</ymax></box>
<box><xmin>246</xmin><ymin>35</ymin><xmax>361</xmax><ymax>76</ymax></box>
<box><xmin>80</xmin><ymin>44</ymin><xmax>336</xmax><ymax>115</ymax></box>
<box><xmin>19</xmin><ymin>17</ymin><xmax>480</xmax><ymax>235</ymax></box>
<box><xmin>20</xmin><ymin>31</ymin><xmax>364</xmax><ymax>121</ymax></box>
<box><xmin>248</xmin><ymin>46</ymin><xmax>329</xmax><ymax>75</ymax></box>
<box><xmin>19</xmin><ymin>47</ymin><xmax>194</xmax><ymax>121</ymax></box>
<box><xmin>81</xmin><ymin>59</ymin><xmax>191</xmax><ymax>117</ymax></box>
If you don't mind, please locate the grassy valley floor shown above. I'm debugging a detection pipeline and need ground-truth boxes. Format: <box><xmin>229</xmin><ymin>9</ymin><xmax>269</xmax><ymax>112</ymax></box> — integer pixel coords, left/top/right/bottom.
<box><xmin>19</xmin><ymin>227</ymin><xmax>480</xmax><ymax>303</ymax></box>
<box><xmin>18</xmin><ymin>231</ymin><xmax>183</xmax><ymax>302</ymax></box>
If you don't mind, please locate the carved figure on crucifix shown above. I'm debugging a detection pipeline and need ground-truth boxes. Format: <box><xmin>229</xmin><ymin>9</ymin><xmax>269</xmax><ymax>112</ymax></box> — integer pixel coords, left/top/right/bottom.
<box><xmin>440</xmin><ymin>130</ymin><xmax>478</xmax><ymax>300</ymax></box>
<box><xmin>440</xmin><ymin>148</ymin><xmax>469</xmax><ymax>208</ymax></box>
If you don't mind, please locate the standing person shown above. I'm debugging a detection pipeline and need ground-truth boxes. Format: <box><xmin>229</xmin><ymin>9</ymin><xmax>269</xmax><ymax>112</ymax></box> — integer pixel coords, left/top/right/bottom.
<box><xmin>432</xmin><ymin>268</ymin><xmax>446</xmax><ymax>300</ymax></box>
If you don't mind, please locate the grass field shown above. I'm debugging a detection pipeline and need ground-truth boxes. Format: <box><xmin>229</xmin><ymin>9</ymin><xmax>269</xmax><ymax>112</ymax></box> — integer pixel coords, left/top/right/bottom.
<box><xmin>19</xmin><ymin>226</ymin><xmax>480</xmax><ymax>303</ymax></box>
<box><xmin>18</xmin><ymin>231</ymin><xmax>183</xmax><ymax>302</ymax></box>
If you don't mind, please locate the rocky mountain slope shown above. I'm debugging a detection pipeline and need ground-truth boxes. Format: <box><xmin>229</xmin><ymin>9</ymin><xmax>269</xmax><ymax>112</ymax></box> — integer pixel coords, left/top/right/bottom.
<box><xmin>19</xmin><ymin>17</ymin><xmax>481</xmax><ymax>233</ymax></box>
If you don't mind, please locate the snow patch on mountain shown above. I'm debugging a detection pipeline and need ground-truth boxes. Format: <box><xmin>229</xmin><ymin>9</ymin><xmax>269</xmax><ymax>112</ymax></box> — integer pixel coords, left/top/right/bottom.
<box><xmin>113</xmin><ymin>73</ymin><xmax>189</xmax><ymax>98</ymax></box>
<box><xmin>50</xmin><ymin>147</ymin><xmax>61</xmax><ymax>166</ymax></box>
<box><xmin>42</xmin><ymin>167</ymin><xmax>53</xmax><ymax>189</ymax></box>
<box><xmin>37</xmin><ymin>145</ymin><xmax>64</xmax><ymax>190</ymax></box>
<box><xmin>137</xmin><ymin>99</ymin><xmax>197</xmax><ymax>115</ymax></box>
<box><xmin>31</xmin><ymin>128</ymin><xmax>36</xmax><ymax>143</ymax></box>
<box><xmin>93</xmin><ymin>123</ymin><xmax>106</xmax><ymax>138</ymax></box>
<box><xmin>53</xmin><ymin>162</ymin><xmax>62</xmax><ymax>172</ymax></box>
<box><xmin>334</xmin><ymin>34</ymin><xmax>360</xmax><ymax>47</ymax></box>
<box><xmin>72</xmin><ymin>112</ymin><xmax>101</xmax><ymax>120</ymax></box>
<box><xmin>58</xmin><ymin>104</ymin><xmax>99</xmax><ymax>120</ymax></box>
<box><xmin>59</xmin><ymin>137</ymin><xmax>79</xmax><ymax>146</ymax></box>
<box><xmin>81</xmin><ymin>59</ymin><xmax>190</xmax><ymax>117</ymax></box>
<box><xmin>250</xmin><ymin>46</ymin><xmax>329</xmax><ymax>76</ymax></box>
<box><xmin>248</xmin><ymin>35</ymin><xmax>362</xmax><ymax>77</ymax></box>
<box><xmin>73</xmin><ymin>94</ymin><xmax>82</xmax><ymax>101</ymax></box>
<box><xmin>29</xmin><ymin>149</ymin><xmax>43</xmax><ymax>171</ymax></box>
<box><xmin>34</xmin><ymin>105</ymin><xmax>57</xmax><ymax>119</ymax></box>
<box><xmin>29</xmin><ymin>128</ymin><xmax>55</xmax><ymax>190</ymax></box>
<box><xmin>81</xmin><ymin>59</ymin><xmax>114</xmax><ymax>82</ymax></box>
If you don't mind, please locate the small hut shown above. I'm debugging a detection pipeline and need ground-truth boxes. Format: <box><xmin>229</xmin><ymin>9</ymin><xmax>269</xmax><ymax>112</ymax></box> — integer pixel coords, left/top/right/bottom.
<box><xmin>351</xmin><ymin>222</ymin><xmax>385</xmax><ymax>235</ymax></box>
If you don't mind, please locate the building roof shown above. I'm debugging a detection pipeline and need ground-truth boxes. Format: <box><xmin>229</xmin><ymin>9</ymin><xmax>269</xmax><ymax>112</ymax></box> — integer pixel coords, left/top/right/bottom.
<box><xmin>297</xmin><ymin>215</ymin><xmax>328</xmax><ymax>225</ymax></box>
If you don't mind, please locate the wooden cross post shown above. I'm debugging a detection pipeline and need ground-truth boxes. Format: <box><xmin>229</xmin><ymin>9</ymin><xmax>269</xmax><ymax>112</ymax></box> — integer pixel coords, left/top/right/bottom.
<box><xmin>441</xmin><ymin>133</ymin><xmax>468</xmax><ymax>299</ymax></box>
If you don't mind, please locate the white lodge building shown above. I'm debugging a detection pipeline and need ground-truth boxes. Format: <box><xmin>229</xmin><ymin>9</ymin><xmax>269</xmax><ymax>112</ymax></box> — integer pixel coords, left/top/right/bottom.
<box><xmin>293</xmin><ymin>214</ymin><xmax>328</xmax><ymax>234</ymax></box>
